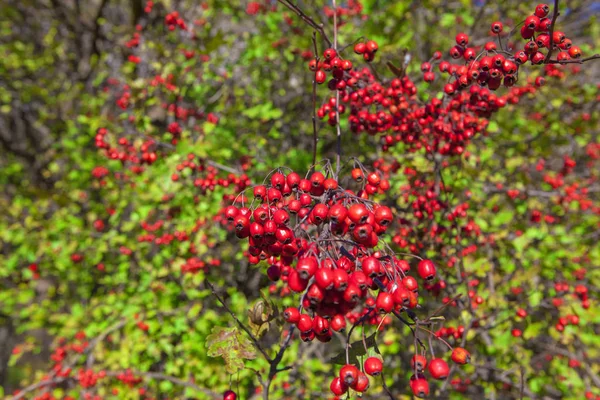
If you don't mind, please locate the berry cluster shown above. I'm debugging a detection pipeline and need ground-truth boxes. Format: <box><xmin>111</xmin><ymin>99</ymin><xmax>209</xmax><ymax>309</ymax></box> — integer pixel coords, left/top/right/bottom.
<box><xmin>318</xmin><ymin>64</ymin><xmax>535</xmax><ymax>154</ymax></box>
<box><xmin>421</xmin><ymin>3</ymin><xmax>583</xmax><ymax>91</ymax></box>
<box><xmin>353</xmin><ymin>40</ymin><xmax>379</xmax><ymax>62</ymax></box>
<box><xmin>309</xmin><ymin>48</ymin><xmax>354</xmax><ymax>87</ymax></box>
<box><xmin>224</xmin><ymin>165</ymin><xmax>473</xmax><ymax>396</ymax></box>
<box><xmin>164</xmin><ymin>11</ymin><xmax>187</xmax><ymax>31</ymax></box>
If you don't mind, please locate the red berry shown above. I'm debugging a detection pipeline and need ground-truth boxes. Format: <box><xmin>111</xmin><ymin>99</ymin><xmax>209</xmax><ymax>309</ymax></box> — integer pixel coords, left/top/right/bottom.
<box><xmin>535</xmin><ymin>3</ymin><xmax>550</xmax><ymax>18</ymax></box>
<box><xmin>428</xmin><ymin>358</ymin><xmax>450</xmax><ymax>380</ymax></box>
<box><xmin>491</xmin><ymin>21</ymin><xmax>503</xmax><ymax>34</ymax></box>
<box><xmin>417</xmin><ymin>259</ymin><xmax>437</xmax><ymax>281</ymax></box>
<box><xmin>411</xmin><ymin>354</ymin><xmax>427</xmax><ymax>372</ymax></box>
<box><xmin>366</xmin><ymin>40</ymin><xmax>378</xmax><ymax>53</ymax></box>
<box><xmin>339</xmin><ymin>364</ymin><xmax>359</xmax><ymax>385</ymax></box>
<box><xmin>354</xmin><ymin>42</ymin><xmax>366</xmax><ymax>55</ymax></box>
<box><xmin>451</xmin><ymin>347</ymin><xmax>471</xmax><ymax>365</ymax></box>
<box><xmin>223</xmin><ymin>390</ymin><xmax>237</xmax><ymax>400</ymax></box>
<box><xmin>330</xmin><ymin>377</ymin><xmax>348</xmax><ymax>396</ymax></box>
<box><xmin>455</xmin><ymin>33</ymin><xmax>469</xmax><ymax>47</ymax></box>
<box><xmin>364</xmin><ymin>357</ymin><xmax>383</xmax><ymax>376</ymax></box>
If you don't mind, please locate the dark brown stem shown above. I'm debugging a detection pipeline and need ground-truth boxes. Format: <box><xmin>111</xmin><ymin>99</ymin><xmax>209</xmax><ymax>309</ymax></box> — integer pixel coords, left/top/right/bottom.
<box><xmin>311</xmin><ymin>32</ymin><xmax>319</xmax><ymax>167</ymax></box>
<box><xmin>546</xmin><ymin>54</ymin><xmax>600</xmax><ymax>64</ymax></box>
<box><xmin>544</xmin><ymin>0</ymin><xmax>560</xmax><ymax>63</ymax></box>
<box><xmin>332</xmin><ymin>0</ymin><xmax>342</xmax><ymax>177</ymax></box>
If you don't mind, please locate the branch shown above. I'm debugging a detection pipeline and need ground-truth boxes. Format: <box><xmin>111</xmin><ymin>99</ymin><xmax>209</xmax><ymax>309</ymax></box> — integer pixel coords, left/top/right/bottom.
<box><xmin>546</xmin><ymin>54</ymin><xmax>600</xmax><ymax>64</ymax></box>
<box><xmin>11</xmin><ymin>377</ymin><xmax>68</xmax><ymax>400</ymax></box>
<box><xmin>311</xmin><ymin>32</ymin><xmax>319</xmax><ymax>167</ymax></box>
<box><xmin>544</xmin><ymin>0</ymin><xmax>560</xmax><ymax>63</ymax></box>
<box><xmin>277</xmin><ymin>0</ymin><xmax>332</xmax><ymax>47</ymax></box>
<box><xmin>332</xmin><ymin>0</ymin><xmax>342</xmax><ymax>177</ymax></box>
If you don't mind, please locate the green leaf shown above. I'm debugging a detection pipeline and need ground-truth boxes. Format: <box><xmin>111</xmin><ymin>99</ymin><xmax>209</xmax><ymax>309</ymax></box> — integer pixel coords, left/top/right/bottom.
<box><xmin>206</xmin><ymin>326</ymin><xmax>256</xmax><ymax>374</ymax></box>
<box><xmin>330</xmin><ymin>333</ymin><xmax>378</xmax><ymax>365</ymax></box>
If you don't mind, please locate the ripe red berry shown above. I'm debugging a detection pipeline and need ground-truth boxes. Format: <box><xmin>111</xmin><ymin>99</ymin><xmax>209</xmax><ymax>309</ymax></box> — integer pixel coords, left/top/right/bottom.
<box><xmin>417</xmin><ymin>259</ymin><xmax>436</xmax><ymax>281</ymax></box>
<box><xmin>451</xmin><ymin>347</ymin><xmax>471</xmax><ymax>365</ymax></box>
<box><xmin>296</xmin><ymin>313</ymin><xmax>313</xmax><ymax>333</ymax></box>
<box><xmin>323</xmin><ymin>48</ymin><xmax>337</xmax><ymax>60</ymax></box>
<box><xmin>340</xmin><ymin>364</ymin><xmax>359</xmax><ymax>385</ymax></box>
<box><xmin>525</xmin><ymin>15</ymin><xmax>540</xmax><ymax>30</ymax></box>
<box><xmin>410</xmin><ymin>374</ymin><xmax>430</xmax><ymax>398</ymax></box>
<box><xmin>223</xmin><ymin>390</ymin><xmax>237</xmax><ymax>400</ymax></box>
<box><xmin>455</xmin><ymin>33</ymin><xmax>469</xmax><ymax>47</ymax></box>
<box><xmin>315</xmin><ymin>70</ymin><xmax>326</xmax><ymax>84</ymax></box>
<box><xmin>535</xmin><ymin>3</ymin><xmax>550</xmax><ymax>18</ymax></box>
<box><xmin>351</xmin><ymin>168</ymin><xmax>364</xmax><ymax>182</ymax></box>
<box><xmin>348</xmin><ymin>203</ymin><xmax>369</xmax><ymax>224</ymax></box>
<box><xmin>428</xmin><ymin>358</ymin><xmax>450</xmax><ymax>380</ymax></box>
<box><xmin>376</xmin><ymin>292</ymin><xmax>394</xmax><ymax>314</ymax></box>
<box><xmin>351</xmin><ymin>372</ymin><xmax>370</xmax><ymax>392</ymax></box>
<box><xmin>329</xmin><ymin>377</ymin><xmax>348</xmax><ymax>396</ymax></box>
<box><xmin>296</xmin><ymin>257</ymin><xmax>319</xmax><ymax>279</ymax></box>
<box><xmin>568</xmin><ymin>46</ymin><xmax>581</xmax><ymax>59</ymax></box>
<box><xmin>411</xmin><ymin>354</ymin><xmax>427</xmax><ymax>372</ymax></box>
<box><xmin>364</xmin><ymin>357</ymin><xmax>383</xmax><ymax>376</ymax></box>
<box><xmin>552</xmin><ymin>31</ymin><xmax>566</xmax><ymax>44</ymax></box>
<box><xmin>330</xmin><ymin>314</ymin><xmax>347</xmax><ymax>332</ymax></box>
<box><xmin>270</xmin><ymin>172</ymin><xmax>285</xmax><ymax>189</ymax></box>
<box><xmin>354</xmin><ymin>42</ymin><xmax>366</xmax><ymax>55</ymax></box>
<box><xmin>491</xmin><ymin>21</ymin><xmax>503</xmax><ymax>34</ymax></box>
<box><xmin>366</xmin><ymin>40</ymin><xmax>378</xmax><ymax>53</ymax></box>
<box><xmin>315</xmin><ymin>267</ymin><xmax>334</xmax><ymax>290</ymax></box>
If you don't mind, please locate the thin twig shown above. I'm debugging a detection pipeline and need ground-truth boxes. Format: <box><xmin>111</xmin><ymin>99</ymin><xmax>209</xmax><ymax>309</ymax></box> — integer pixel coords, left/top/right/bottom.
<box><xmin>546</xmin><ymin>54</ymin><xmax>600</xmax><ymax>64</ymax></box>
<box><xmin>277</xmin><ymin>0</ymin><xmax>332</xmax><ymax>47</ymax></box>
<box><xmin>311</xmin><ymin>32</ymin><xmax>319</xmax><ymax>167</ymax></box>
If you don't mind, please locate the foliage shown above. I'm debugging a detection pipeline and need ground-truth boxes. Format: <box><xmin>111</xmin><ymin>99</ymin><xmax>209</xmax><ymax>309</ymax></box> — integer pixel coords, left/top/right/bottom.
<box><xmin>0</xmin><ymin>0</ymin><xmax>598</xmax><ymax>399</ymax></box>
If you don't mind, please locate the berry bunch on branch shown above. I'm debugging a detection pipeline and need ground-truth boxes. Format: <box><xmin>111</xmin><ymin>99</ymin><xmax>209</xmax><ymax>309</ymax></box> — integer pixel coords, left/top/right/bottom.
<box><xmin>221</xmin><ymin>160</ymin><xmax>476</xmax><ymax>397</ymax></box>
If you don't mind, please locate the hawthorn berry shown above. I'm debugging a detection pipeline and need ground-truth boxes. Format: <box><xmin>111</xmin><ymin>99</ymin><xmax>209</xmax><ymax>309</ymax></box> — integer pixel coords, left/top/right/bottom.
<box><xmin>223</xmin><ymin>390</ymin><xmax>237</xmax><ymax>400</ymax></box>
<box><xmin>364</xmin><ymin>357</ymin><xmax>383</xmax><ymax>376</ymax></box>
<box><xmin>428</xmin><ymin>358</ymin><xmax>450</xmax><ymax>380</ymax></box>
<box><xmin>451</xmin><ymin>347</ymin><xmax>471</xmax><ymax>365</ymax></box>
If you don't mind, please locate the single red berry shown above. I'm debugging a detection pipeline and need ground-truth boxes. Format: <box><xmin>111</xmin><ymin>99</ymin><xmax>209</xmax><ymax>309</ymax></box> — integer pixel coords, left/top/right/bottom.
<box><xmin>330</xmin><ymin>314</ymin><xmax>347</xmax><ymax>332</ymax></box>
<box><xmin>348</xmin><ymin>203</ymin><xmax>369</xmax><ymax>224</ymax></box>
<box><xmin>491</xmin><ymin>21</ymin><xmax>503</xmax><ymax>34</ymax></box>
<box><xmin>525</xmin><ymin>15</ymin><xmax>540</xmax><ymax>30</ymax></box>
<box><xmin>376</xmin><ymin>292</ymin><xmax>394</xmax><ymax>314</ymax></box>
<box><xmin>366</xmin><ymin>40</ymin><xmax>378</xmax><ymax>53</ymax></box>
<box><xmin>410</xmin><ymin>374</ymin><xmax>430</xmax><ymax>398</ymax></box>
<box><xmin>568</xmin><ymin>46</ymin><xmax>581</xmax><ymax>59</ymax></box>
<box><xmin>428</xmin><ymin>358</ymin><xmax>450</xmax><ymax>380</ymax></box>
<box><xmin>323</xmin><ymin>48</ymin><xmax>337</xmax><ymax>60</ymax></box>
<box><xmin>451</xmin><ymin>347</ymin><xmax>471</xmax><ymax>365</ymax></box>
<box><xmin>455</xmin><ymin>33</ymin><xmax>469</xmax><ymax>47</ymax></box>
<box><xmin>330</xmin><ymin>377</ymin><xmax>348</xmax><ymax>396</ymax></box>
<box><xmin>417</xmin><ymin>259</ymin><xmax>437</xmax><ymax>281</ymax></box>
<box><xmin>296</xmin><ymin>313</ymin><xmax>313</xmax><ymax>333</ymax></box>
<box><xmin>315</xmin><ymin>70</ymin><xmax>326</xmax><ymax>84</ymax></box>
<box><xmin>223</xmin><ymin>390</ymin><xmax>237</xmax><ymax>400</ymax></box>
<box><xmin>354</xmin><ymin>42</ymin><xmax>366</xmax><ymax>55</ymax></box>
<box><xmin>339</xmin><ymin>364</ymin><xmax>359</xmax><ymax>385</ymax></box>
<box><xmin>411</xmin><ymin>354</ymin><xmax>427</xmax><ymax>372</ymax></box>
<box><xmin>364</xmin><ymin>357</ymin><xmax>383</xmax><ymax>376</ymax></box>
<box><xmin>351</xmin><ymin>372</ymin><xmax>370</xmax><ymax>392</ymax></box>
<box><xmin>351</xmin><ymin>168</ymin><xmax>364</xmax><ymax>182</ymax></box>
<box><xmin>535</xmin><ymin>3</ymin><xmax>550</xmax><ymax>18</ymax></box>
<box><xmin>552</xmin><ymin>31</ymin><xmax>566</xmax><ymax>44</ymax></box>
